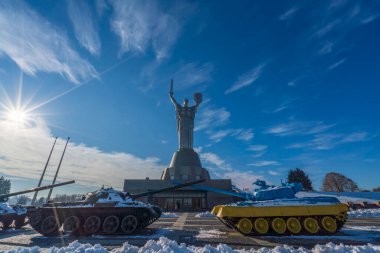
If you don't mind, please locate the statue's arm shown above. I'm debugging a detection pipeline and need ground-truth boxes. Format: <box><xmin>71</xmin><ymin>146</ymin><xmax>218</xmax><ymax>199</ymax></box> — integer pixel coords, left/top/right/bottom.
<box><xmin>169</xmin><ymin>79</ymin><xmax>181</xmax><ymax>109</ymax></box>
<box><xmin>169</xmin><ymin>92</ymin><xmax>181</xmax><ymax>108</ymax></box>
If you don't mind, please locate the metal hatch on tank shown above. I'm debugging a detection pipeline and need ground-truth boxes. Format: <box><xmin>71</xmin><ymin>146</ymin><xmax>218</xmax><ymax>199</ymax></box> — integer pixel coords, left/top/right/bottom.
<box><xmin>27</xmin><ymin>179</ymin><xmax>205</xmax><ymax>236</ymax></box>
<box><xmin>178</xmin><ymin>179</ymin><xmax>349</xmax><ymax>236</ymax></box>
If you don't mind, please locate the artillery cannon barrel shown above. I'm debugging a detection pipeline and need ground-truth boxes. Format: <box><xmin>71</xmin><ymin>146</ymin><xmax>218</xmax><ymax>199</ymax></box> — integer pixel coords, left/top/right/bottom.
<box><xmin>131</xmin><ymin>179</ymin><xmax>205</xmax><ymax>199</ymax></box>
<box><xmin>0</xmin><ymin>180</ymin><xmax>75</xmax><ymax>199</ymax></box>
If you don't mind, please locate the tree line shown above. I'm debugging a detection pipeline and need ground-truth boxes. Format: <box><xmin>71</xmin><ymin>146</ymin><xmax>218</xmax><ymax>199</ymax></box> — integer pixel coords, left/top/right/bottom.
<box><xmin>287</xmin><ymin>168</ymin><xmax>377</xmax><ymax>192</ymax></box>
<box><xmin>12</xmin><ymin>194</ymin><xmax>83</xmax><ymax>205</ymax></box>
<box><xmin>0</xmin><ymin>176</ymin><xmax>83</xmax><ymax>205</ymax></box>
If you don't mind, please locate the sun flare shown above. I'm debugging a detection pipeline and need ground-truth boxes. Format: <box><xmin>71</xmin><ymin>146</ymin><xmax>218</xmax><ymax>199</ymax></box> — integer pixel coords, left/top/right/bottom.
<box><xmin>6</xmin><ymin>109</ymin><xmax>28</xmax><ymax>124</ymax></box>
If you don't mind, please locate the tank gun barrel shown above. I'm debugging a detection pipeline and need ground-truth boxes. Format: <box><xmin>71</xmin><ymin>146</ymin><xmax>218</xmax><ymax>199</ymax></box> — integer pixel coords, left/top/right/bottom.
<box><xmin>130</xmin><ymin>179</ymin><xmax>205</xmax><ymax>200</ymax></box>
<box><xmin>171</xmin><ymin>180</ymin><xmax>251</xmax><ymax>200</ymax></box>
<box><xmin>0</xmin><ymin>180</ymin><xmax>75</xmax><ymax>199</ymax></box>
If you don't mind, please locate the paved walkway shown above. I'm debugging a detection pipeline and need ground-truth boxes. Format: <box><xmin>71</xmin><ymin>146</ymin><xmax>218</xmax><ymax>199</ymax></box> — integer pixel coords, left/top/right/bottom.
<box><xmin>0</xmin><ymin>214</ymin><xmax>379</xmax><ymax>250</ymax></box>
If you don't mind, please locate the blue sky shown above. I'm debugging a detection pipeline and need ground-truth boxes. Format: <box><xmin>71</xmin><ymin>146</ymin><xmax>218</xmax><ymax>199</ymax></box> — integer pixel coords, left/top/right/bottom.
<box><xmin>0</xmin><ymin>0</ymin><xmax>379</xmax><ymax>195</ymax></box>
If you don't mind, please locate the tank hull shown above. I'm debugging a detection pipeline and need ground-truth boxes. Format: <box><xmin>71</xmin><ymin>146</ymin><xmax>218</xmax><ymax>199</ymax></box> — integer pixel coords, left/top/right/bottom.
<box><xmin>211</xmin><ymin>200</ymin><xmax>349</xmax><ymax>236</ymax></box>
<box><xmin>27</xmin><ymin>205</ymin><xmax>162</xmax><ymax>236</ymax></box>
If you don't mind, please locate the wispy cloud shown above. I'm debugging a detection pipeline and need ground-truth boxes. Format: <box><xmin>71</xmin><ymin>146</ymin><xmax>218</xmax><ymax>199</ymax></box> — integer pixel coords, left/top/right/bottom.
<box><xmin>0</xmin><ymin>1</ymin><xmax>98</xmax><ymax>84</ymax></box>
<box><xmin>279</xmin><ymin>7</ymin><xmax>298</xmax><ymax>21</ymax></box>
<box><xmin>215</xmin><ymin>171</ymin><xmax>265</xmax><ymax>190</ymax></box>
<box><xmin>0</xmin><ymin>118</ymin><xmax>163</xmax><ymax>191</ymax></box>
<box><xmin>287</xmin><ymin>131</ymin><xmax>370</xmax><ymax>150</ymax></box>
<box><xmin>265</xmin><ymin>121</ymin><xmax>335</xmax><ymax>136</ymax></box>
<box><xmin>200</xmin><ymin>152</ymin><xmax>231</xmax><ymax>172</ymax></box>
<box><xmin>248</xmin><ymin>145</ymin><xmax>267</xmax><ymax>152</ymax></box>
<box><xmin>67</xmin><ymin>0</ymin><xmax>101</xmax><ymax>56</ymax></box>
<box><xmin>110</xmin><ymin>0</ymin><xmax>182</xmax><ymax>60</ymax></box>
<box><xmin>208</xmin><ymin>128</ymin><xmax>254</xmax><ymax>143</ymax></box>
<box><xmin>195</xmin><ymin>106</ymin><xmax>230</xmax><ymax>131</ymax></box>
<box><xmin>233</xmin><ymin>128</ymin><xmax>254</xmax><ymax>141</ymax></box>
<box><xmin>96</xmin><ymin>0</ymin><xmax>108</xmax><ymax>17</ymax></box>
<box><xmin>314</xmin><ymin>19</ymin><xmax>341</xmax><ymax>38</ymax></box>
<box><xmin>225</xmin><ymin>64</ymin><xmax>265</xmax><ymax>94</ymax></box>
<box><xmin>341</xmin><ymin>132</ymin><xmax>370</xmax><ymax>143</ymax></box>
<box><xmin>328</xmin><ymin>58</ymin><xmax>347</xmax><ymax>70</ymax></box>
<box><xmin>361</xmin><ymin>14</ymin><xmax>379</xmax><ymax>24</ymax></box>
<box><xmin>249</xmin><ymin>161</ymin><xmax>280</xmax><ymax>167</ymax></box>
<box><xmin>319</xmin><ymin>41</ymin><xmax>334</xmax><ymax>55</ymax></box>
<box><xmin>208</xmin><ymin>129</ymin><xmax>233</xmax><ymax>143</ymax></box>
<box><xmin>173</xmin><ymin>62</ymin><xmax>213</xmax><ymax>90</ymax></box>
<box><xmin>268</xmin><ymin>170</ymin><xmax>280</xmax><ymax>176</ymax></box>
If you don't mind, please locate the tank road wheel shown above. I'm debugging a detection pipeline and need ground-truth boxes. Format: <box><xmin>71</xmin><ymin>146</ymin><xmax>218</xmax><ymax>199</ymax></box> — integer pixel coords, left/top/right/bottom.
<box><xmin>237</xmin><ymin>218</ymin><xmax>253</xmax><ymax>235</ymax></box>
<box><xmin>28</xmin><ymin>211</ymin><xmax>42</xmax><ymax>226</ymax></box>
<box><xmin>84</xmin><ymin>216</ymin><xmax>101</xmax><ymax>235</ymax></box>
<box><xmin>14</xmin><ymin>216</ymin><xmax>27</xmax><ymax>229</ymax></box>
<box><xmin>41</xmin><ymin>216</ymin><xmax>59</xmax><ymax>236</ymax></box>
<box><xmin>253</xmin><ymin>218</ymin><xmax>269</xmax><ymax>235</ymax></box>
<box><xmin>0</xmin><ymin>219</ymin><xmax>12</xmax><ymax>230</ymax></box>
<box><xmin>271</xmin><ymin>218</ymin><xmax>287</xmax><ymax>234</ymax></box>
<box><xmin>63</xmin><ymin>216</ymin><xmax>80</xmax><ymax>233</ymax></box>
<box><xmin>121</xmin><ymin>215</ymin><xmax>138</xmax><ymax>234</ymax></box>
<box><xmin>303</xmin><ymin>217</ymin><xmax>319</xmax><ymax>234</ymax></box>
<box><xmin>103</xmin><ymin>215</ymin><xmax>120</xmax><ymax>234</ymax></box>
<box><xmin>286</xmin><ymin>218</ymin><xmax>301</xmax><ymax>234</ymax></box>
<box><xmin>320</xmin><ymin>216</ymin><xmax>337</xmax><ymax>234</ymax></box>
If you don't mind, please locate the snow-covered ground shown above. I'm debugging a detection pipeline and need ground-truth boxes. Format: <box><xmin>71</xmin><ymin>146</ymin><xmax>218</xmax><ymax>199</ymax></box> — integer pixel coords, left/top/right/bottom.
<box><xmin>5</xmin><ymin>237</ymin><xmax>380</xmax><ymax>253</ymax></box>
<box><xmin>263</xmin><ymin>226</ymin><xmax>380</xmax><ymax>242</ymax></box>
<box><xmin>349</xmin><ymin>209</ymin><xmax>380</xmax><ymax>218</ymax></box>
<box><xmin>297</xmin><ymin>191</ymin><xmax>380</xmax><ymax>203</ymax></box>
<box><xmin>160</xmin><ymin>212</ymin><xmax>179</xmax><ymax>218</ymax></box>
<box><xmin>345</xmin><ymin>226</ymin><xmax>380</xmax><ymax>232</ymax></box>
<box><xmin>195</xmin><ymin>211</ymin><xmax>215</xmax><ymax>217</ymax></box>
<box><xmin>196</xmin><ymin>229</ymin><xmax>226</xmax><ymax>239</ymax></box>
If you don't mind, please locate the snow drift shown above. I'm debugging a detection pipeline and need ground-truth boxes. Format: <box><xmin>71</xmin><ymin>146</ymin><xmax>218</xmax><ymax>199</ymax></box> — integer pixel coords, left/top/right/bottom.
<box><xmin>5</xmin><ymin>237</ymin><xmax>380</xmax><ymax>253</ymax></box>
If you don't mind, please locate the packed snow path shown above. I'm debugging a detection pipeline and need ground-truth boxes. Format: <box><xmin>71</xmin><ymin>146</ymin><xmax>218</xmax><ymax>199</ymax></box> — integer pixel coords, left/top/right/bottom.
<box><xmin>0</xmin><ymin>213</ymin><xmax>379</xmax><ymax>251</ymax></box>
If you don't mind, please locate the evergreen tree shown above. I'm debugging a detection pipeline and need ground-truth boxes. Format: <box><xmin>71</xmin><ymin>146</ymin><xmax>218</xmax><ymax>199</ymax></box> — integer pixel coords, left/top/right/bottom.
<box><xmin>287</xmin><ymin>168</ymin><xmax>313</xmax><ymax>191</ymax></box>
<box><xmin>322</xmin><ymin>172</ymin><xmax>359</xmax><ymax>192</ymax></box>
<box><xmin>0</xmin><ymin>176</ymin><xmax>11</xmax><ymax>195</ymax></box>
<box><xmin>36</xmin><ymin>197</ymin><xmax>46</xmax><ymax>206</ymax></box>
<box><xmin>16</xmin><ymin>195</ymin><xmax>31</xmax><ymax>205</ymax></box>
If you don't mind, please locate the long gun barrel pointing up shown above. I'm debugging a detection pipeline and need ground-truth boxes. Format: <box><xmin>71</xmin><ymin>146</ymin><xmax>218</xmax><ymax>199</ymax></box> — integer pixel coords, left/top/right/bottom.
<box><xmin>0</xmin><ymin>180</ymin><xmax>75</xmax><ymax>199</ymax></box>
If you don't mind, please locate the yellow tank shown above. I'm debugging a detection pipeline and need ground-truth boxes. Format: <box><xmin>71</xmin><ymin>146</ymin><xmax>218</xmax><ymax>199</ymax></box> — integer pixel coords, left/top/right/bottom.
<box><xmin>211</xmin><ymin>202</ymin><xmax>349</xmax><ymax>235</ymax></box>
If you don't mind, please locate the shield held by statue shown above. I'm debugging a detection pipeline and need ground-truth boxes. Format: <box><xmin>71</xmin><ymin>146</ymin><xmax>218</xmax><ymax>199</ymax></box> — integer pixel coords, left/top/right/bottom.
<box><xmin>193</xmin><ymin>92</ymin><xmax>202</xmax><ymax>105</ymax></box>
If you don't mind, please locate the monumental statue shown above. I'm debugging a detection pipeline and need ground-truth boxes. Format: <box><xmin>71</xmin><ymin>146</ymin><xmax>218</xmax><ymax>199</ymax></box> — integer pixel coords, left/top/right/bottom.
<box><xmin>161</xmin><ymin>80</ymin><xmax>210</xmax><ymax>181</ymax></box>
<box><xmin>169</xmin><ymin>80</ymin><xmax>202</xmax><ymax>149</ymax></box>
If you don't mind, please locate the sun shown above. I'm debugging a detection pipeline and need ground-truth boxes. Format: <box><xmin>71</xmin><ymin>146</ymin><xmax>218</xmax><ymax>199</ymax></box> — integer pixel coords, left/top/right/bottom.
<box><xmin>6</xmin><ymin>109</ymin><xmax>28</xmax><ymax>124</ymax></box>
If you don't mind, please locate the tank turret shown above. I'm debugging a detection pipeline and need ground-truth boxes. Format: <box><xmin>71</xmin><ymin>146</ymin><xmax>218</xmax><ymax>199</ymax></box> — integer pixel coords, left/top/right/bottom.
<box><xmin>0</xmin><ymin>180</ymin><xmax>75</xmax><ymax>230</ymax></box>
<box><xmin>27</xmin><ymin>179</ymin><xmax>205</xmax><ymax>236</ymax></box>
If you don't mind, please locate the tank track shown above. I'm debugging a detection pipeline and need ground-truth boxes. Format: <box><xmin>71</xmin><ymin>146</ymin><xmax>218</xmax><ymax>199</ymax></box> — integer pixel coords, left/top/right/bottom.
<box><xmin>27</xmin><ymin>206</ymin><xmax>162</xmax><ymax>236</ymax></box>
<box><xmin>220</xmin><ymin>212</ymin><xmax>348</xmax><ymax>236</ymax></box>
<box><xmin>0</xmin><ymin>214</ymin><xmax>27</xmax><ymax>230</ymax></box>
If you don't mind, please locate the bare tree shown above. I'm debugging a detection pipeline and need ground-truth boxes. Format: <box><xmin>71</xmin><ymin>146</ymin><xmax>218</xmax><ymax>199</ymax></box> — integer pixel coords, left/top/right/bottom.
<box><xmin>322</xmin><ymin>172</ymin><xmax>359</xmax><ymax>192</ymax></box>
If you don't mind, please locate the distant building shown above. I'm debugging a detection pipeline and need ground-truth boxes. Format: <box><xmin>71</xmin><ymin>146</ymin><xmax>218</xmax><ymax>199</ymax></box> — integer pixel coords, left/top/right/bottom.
<box><xmin>123</xmin><ymin>81</ymin><xmax>234</xmax><ymax>211</ymax></box>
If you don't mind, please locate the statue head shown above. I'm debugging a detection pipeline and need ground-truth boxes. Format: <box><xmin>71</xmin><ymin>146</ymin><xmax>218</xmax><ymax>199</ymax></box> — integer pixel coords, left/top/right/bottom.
<box><xmin>183</xmin><ymin>98</ymin><xmax>189</xmax><ymax>106</ymax></box>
